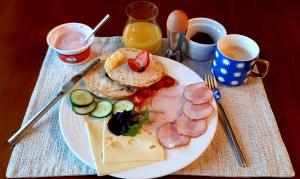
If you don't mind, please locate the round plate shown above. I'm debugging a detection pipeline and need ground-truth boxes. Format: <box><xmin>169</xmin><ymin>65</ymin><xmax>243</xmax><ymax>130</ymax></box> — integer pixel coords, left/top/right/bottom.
<box><xmin>59</xmin><ymin>56</ymin><xmax>218</xmax><ymax>178</ymax></box>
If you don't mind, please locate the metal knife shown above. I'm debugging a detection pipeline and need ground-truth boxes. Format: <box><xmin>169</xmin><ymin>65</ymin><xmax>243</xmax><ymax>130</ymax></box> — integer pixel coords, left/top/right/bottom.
<box><xmin>8</xmin><ymin>58</ymin><xmax>101</xmax><ymax>146</ymax></box>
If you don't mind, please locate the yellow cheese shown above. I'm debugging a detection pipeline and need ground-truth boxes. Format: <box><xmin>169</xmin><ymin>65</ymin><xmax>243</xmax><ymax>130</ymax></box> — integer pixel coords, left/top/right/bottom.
<box><xmin>103</xmin><ymin>120</ymin><xmax>165</xmax><ymax>163</ymax></box>
<box><xmin>84</xmin><ymin>117</ymin><xmax>154</xmax><ymax>176</ymax></box>
<box><xmin>104</xmin><ymin>51</ymin><xmax>126</xmax><ymax>70</ymax></box>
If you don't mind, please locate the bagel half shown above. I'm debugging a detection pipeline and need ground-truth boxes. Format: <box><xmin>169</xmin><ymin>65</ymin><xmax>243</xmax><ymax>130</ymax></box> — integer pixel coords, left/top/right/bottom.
<box><xmin>104</xmin><ymin>48</ymin><xmax>164</xmax><ymax>88</ymax></box>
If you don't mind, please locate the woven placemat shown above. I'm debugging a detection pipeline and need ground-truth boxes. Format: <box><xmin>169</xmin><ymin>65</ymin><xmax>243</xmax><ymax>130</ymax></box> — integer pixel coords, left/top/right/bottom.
<box><xmin>6</xmin><ymin>37</ymin><xmax>295</xmax><ymax>178</ymax></box>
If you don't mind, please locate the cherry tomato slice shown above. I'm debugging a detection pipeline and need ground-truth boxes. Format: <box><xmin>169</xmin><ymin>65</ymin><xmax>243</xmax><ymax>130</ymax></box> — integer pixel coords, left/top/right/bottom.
<box><xmin>137</xmin><ymin>88</ymin><xmax>153</xmax><ymax>98</ymax></box>
<box><xmin>151</xmin><ymin>79</ymin><xmax>165</xmax><ymax>90</ymax></box>
<box><xmin>129</xmin><ymin>94</ymin><xmax>144</xmax><ymax>106</ymax></box>
<box><xmin>162</xmin><ymin>75</ymin><xmax>176</xmax><ymax>87</ymax></box>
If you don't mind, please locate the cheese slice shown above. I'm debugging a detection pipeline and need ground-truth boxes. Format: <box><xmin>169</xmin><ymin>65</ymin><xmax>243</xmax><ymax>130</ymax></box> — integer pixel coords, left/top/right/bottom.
<box><xmin>84</xmin><ymin>117</ymin><xmax>154</xmax><ymax>176</ymax></box>
<box><xmin>104</xmin><ymin>51</ymin><xmax>126</xmax><ymax>70</ymax></box>
<box><xmin>103</xmin><ymin>120</ymin><xmax>165</xmax><ymax>163</ymax></box>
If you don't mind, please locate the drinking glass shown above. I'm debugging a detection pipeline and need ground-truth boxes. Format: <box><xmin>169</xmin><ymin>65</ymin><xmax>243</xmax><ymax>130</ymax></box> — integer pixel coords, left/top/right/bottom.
<box><xmin>123</xmin><ymin>1</ymin><xmax>162</xmax><ymax>54</ymax></box>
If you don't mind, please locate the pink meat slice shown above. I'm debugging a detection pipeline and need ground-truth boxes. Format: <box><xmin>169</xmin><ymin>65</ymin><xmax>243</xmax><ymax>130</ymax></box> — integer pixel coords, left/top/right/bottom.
<box><xmin>175</xmin><ymin>114</ymin><xmax>207</xmax><ymax>137</ymax></box>
<box><xmin>152</xmin><ymin>85</ymin><xmax>185</xmax><ymax>122</ymax></box>
<box><xmin>184</xmin><ymin>82</ymin><xmax>213</xmax><ymax>104</ymax></box>
<box><xmin>183</xmin><ymin>101</ymin><xmax>214</xmax><ymax>120</ymax></box>
<box><xmin>157</xmin><ymin>123</ymin><xmax>190</xmax><ymax>149</ymax></box>
<box><xmin>155</xmin><ymin>85</ymin><xmax>185</xmax><ymax>97</ymax></box>
<box><xmin>143</xmin><ymin>112</ymin><xmax>168</xmax><ymax>133</ymax></box>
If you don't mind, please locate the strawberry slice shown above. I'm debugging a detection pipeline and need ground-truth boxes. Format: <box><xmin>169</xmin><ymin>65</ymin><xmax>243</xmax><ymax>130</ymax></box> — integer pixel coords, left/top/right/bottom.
<box><xmin>128</xmin><ymin>58</ymin><xmax>142</xmax><ymax>72</ymax></box>
<box><xmin>128</xmin><ymin>51</ymin><xmax>150</xmax><ymax>72</ymax></box>
<box><xmin>136</xmin><ymin>51</ymin><xmax>150</xmax><ymax>69</ymax></box>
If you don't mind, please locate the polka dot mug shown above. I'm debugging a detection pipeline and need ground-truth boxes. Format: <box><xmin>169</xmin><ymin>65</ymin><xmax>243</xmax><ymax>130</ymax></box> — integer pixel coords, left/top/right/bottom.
<box><xmin>211</xmin><ymin>34</ymin><xmax>269</xmax><ymax>86</ymax></box>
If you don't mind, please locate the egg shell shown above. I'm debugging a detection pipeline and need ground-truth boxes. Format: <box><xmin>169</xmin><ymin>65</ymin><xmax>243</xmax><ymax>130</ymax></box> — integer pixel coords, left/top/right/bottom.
<box><xmin>166</xmin><ymin>10</ymin><xmax>188</xmax><ymax>33</ymax></box>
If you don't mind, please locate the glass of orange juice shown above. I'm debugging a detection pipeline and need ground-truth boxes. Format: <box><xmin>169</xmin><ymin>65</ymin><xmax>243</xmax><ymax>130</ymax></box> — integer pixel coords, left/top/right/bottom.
<box><xmin>123</xmin><ymin>1</ymin><xmax>162</xmax><ymax>54</ymax></box>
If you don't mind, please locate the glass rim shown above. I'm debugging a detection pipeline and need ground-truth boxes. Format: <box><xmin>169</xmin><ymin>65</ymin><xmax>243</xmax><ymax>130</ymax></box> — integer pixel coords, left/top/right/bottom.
<box><xmin>126</xmin><ymin>1</ymin><xmax>159</xmax><ymax>21</ymax></box>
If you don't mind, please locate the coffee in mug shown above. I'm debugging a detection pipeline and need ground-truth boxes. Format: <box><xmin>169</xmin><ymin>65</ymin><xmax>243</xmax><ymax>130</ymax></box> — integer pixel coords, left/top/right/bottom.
<box><xmin>220</xmin><ymin>45</ymin><xmax>252</xmax><ymax>60</ymax></box>
<box><xmin>211</xmin><ymin>34</ymin><xmax>269</xmax><ymax>86</ymax></box>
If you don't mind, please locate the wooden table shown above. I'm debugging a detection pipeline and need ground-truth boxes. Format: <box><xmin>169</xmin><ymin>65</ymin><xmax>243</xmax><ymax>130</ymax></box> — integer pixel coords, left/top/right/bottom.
<box><xmin>0</xmin><ymin>0</ymin><xmax>298</xmax><ymax>178</ymax></box>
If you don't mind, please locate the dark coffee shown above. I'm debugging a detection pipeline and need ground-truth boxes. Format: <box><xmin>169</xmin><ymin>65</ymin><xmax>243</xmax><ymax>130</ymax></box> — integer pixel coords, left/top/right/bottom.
<box><xmin>190</xmin><ymin>32</ymin><xmax>214</xmax><ymax>44</ymax></box>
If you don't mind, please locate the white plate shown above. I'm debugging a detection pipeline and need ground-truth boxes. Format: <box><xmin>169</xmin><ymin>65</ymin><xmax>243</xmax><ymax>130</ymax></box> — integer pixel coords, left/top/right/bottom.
<box><xmin>59</xmin><ymin>56</ymin><xmax>218</xmax><ymax>178</ymax></box>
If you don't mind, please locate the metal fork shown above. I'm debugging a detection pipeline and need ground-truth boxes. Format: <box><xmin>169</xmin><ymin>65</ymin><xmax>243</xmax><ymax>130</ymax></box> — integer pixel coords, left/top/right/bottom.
<box><xmin>205</xmin><ymin>72</ymin><xmax>248</xmax><ymax>167</ymax></box>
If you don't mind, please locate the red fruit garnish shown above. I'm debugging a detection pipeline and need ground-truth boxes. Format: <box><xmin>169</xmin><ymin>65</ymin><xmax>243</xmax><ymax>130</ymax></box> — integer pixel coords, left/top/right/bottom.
<box><xmin>129</xmin><ymin>94</ymin><xmax>144</xmax><ymax>106</ymax></box>
<box><xmin>137</xmin><ymin>88</ymin><xmax>153</xmax><ymax>98</ymax></box>
<box><xmin>151</xmin><ymin>79</ymin><xmax>165</xmax><ymax>90</ymax></box>
<box><xmin>136</xmin><ymin>51</ymin><xmax>150</xmax><ymax>69</ymax></box>
<box><xmin>128</xmin><ymin>58</ymin><xmax>142</xmax><ymax>72</ymax></box>
<box><xmin>162</xmin><ymin>75</ymin><xmax>176</xmax><ymax>87</ymax></box>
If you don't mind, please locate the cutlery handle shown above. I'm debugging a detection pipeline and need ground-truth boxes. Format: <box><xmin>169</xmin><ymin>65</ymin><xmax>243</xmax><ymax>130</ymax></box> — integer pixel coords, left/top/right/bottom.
<box><xmin>8</xmin><ymin>93</ymin><xmax>63</xmax><ymax>146</ymax></box>
<box><xmin>84</xmin><ymin>14</ymin><xmax>110</xmax><ymax>42</ymax></box>
<box><xmin>217</xmin><ymin>101</ymin><xmax>248</xmax><ymax>167</ymax></box>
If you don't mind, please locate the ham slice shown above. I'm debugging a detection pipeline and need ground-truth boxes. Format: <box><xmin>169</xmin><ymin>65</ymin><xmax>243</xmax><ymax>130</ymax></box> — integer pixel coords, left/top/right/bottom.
<box><xmin>183</xmin><ymin>101</ymin><xmax>213</xmax><ymax>120</ymax></box>
<box><xmin>155</xmin><ymin>85</ymin><xmax>185</xmax><ymax>97</ymax></box>
<box><xmin>184</xmin><ymin>82</ymin><xmax>213</xmax><ymax>104</ymax></box>
<box><xmin>157</xmin><ymin>123</ymin><xmax>190</xmax><ymax>149</ymax></box>
<box><xmin>143</xmin><ymin>112</ymin><xmax>168</xmax><ymax>133</ymax></box>
<box><xmin>175</xmin><ymin>114</ymin><xmax>207</xmax><ymax>137</ymax></box>
<box><xmin>142</xmin><ymin>83</ymin><xmax>215</xmax><ymax>149</ymax></box>
<box><xmin>152</xmin><ymin>85</ymin><xmax>185</xmax><ymax>122</ymax></box>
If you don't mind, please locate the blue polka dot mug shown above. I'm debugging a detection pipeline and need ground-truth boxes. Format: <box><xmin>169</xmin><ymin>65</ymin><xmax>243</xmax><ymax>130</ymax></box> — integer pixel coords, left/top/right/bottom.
<box><xmin>211</xmin><ymin>34</ymin><xmax>269</xmax><ymax>86</ymax></box>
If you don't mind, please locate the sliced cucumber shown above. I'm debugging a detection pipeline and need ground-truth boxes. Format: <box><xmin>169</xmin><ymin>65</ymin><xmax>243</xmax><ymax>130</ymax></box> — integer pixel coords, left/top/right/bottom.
<box><xmin>92</xmin><ymin>114</ymin><xmax>113</xmax><ymax>120</ymax></box>
<box><xmin>113</xmin><ymin>100</ymin><xmax>134</xmax><ymax>114</ymax></box>
<box><xmin>90</xmin><ymin>101</ymin><xmax>113</xmax><ymax>118</ymax></box>
<box><xmin>72</xmin><ymin>101</ymin><xmax>96</xmax><ymax>115</ymax></box>
<box><xmin>70</xmin><ymin>89</ymin><xmax>94</xmax><ymax>107</ymax></box>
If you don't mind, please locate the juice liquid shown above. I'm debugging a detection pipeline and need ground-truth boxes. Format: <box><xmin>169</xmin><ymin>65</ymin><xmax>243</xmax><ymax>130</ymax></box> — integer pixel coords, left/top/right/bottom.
<box><xmin>123</xmin><ymin>22</ymin><xmax>162</xmax><ymax>53</ymax></box>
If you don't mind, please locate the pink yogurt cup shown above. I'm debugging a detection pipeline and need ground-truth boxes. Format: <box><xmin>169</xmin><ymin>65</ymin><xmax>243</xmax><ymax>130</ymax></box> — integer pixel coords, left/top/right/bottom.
<box><xmin>46</xmin><ymin>23</ymin><xmax>95</xmax><ymax>64</ymax></box>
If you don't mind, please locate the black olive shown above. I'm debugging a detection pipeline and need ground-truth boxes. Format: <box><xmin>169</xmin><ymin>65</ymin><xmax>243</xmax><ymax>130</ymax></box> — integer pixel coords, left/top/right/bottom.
<box><xmin>107</xmin><ymin>111</ymin><xmax>132</xmax><ymax>135</ymax></box>
<box><xmin>115</xmin><ymin>111</ymin><xmax>132</xmax><ymax>120</ymax></box>
<box><xmin>108</xmin><ymin>116</ymin><xmax>129</xmax><ymax>135</ymax></box>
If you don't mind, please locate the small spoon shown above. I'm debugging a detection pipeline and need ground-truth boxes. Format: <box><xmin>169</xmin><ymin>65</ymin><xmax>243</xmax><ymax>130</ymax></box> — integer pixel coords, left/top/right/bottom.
<box><xmin>84</xmin><ymin>14</ymin><xmax>111</xmax><ymax>42</ymax></box>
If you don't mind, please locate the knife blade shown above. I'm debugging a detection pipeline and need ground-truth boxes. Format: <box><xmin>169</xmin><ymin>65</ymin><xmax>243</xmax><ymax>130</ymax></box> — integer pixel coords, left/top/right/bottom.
<box><xmin>8</xmin><ymin>58</ymin><xmax>101</xmax><ymax>146</ymax></box>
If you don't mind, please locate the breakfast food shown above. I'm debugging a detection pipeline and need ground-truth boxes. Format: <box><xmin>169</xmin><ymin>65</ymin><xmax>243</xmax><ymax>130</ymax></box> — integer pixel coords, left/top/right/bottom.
<box><xmin>157</xmin><ymin>123</ymin><xmax>190</xmax><ymax>149</ymax></box>
<box><xmin>70</xmin><ymin>81</ymin><xmax>214</xmax><ymax>175</ymax></box>
<box><xmin>84</xmin><ymin>119</ymin><xmax>153</xmax><ymax>176</ymax></box>
<box><xmin>83</xmin><ymin>107</ymin><xmax>164</xmax><ymax>176</ymax></box>
<box><xmin>183</xmin><ymin>82</ymin><xmax>213</xmax><ymax>104</ymax></box>
<box><xmin>143</xmin><ymin>112</ymin><xmax>167</xmax><ymax>132</ymax></box>
<box><xmin>68</xmin><ymin>48</ymin><xmax>216</xmax><ymax>175</ymax></box>
<box><xmin>103</xmin><ymin>119</ymin><xmax>165</xmax><ymax>163</ymax></box>
<box><xmin>141</xmin><ymin>82</ymin><xmax>214</xmax><ymax>149</ymax></box>
<box><xmin>127</xmin><ymin>50</ymin><xmax>150</xmax><ymax>72</ymax></box>
<box><xmin>182</xmin><ymin>101</ymin><xmax>213</xmax><ymax>120</ymax></box>
<box><xmin>166</xmin><ymin>10</ymin><xmax>188</xmax><ymax>33</ymax></box>
<box><xmin>175</xmin><ymin>114</ymin><xmax>207</xmax><ymax>137</ymax></box>
<box><xmin>128</xmin><ymin>75</ymin><xmax>176</xmax><ymax>106</ymax></box>
<box><xmin>55</xmin><ymin>31</ymin><xmax>87</xmax><ymax>50</ymax></box>
<box><xmin>151</xmin><ymin>85</ymin><xmax>185</xmax><ymax>122</ymax></box>
<box><xmin>83</xmin><ymin>57</ymin><xmax>137</xmax><ymax>99</ymax></box>
<box><xmin>105</xmin><ymin>48</ymin><xmax>164</xmax><ymax>87</ymax></box>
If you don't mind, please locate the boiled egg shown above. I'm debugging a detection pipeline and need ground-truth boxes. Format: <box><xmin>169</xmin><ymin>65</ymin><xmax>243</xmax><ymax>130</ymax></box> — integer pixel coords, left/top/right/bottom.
<box><xmin>166</xmin><ymin>10</ymin><xmax>188</xmax><ymax>33</ymax></box>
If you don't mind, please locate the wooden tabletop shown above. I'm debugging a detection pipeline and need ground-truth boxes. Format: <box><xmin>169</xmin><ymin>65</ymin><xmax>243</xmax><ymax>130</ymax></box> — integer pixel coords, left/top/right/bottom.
<box><xmin>0</xmin><ymin>0</ymin><xmax>299</xmax><ymax>178</ymax></box>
